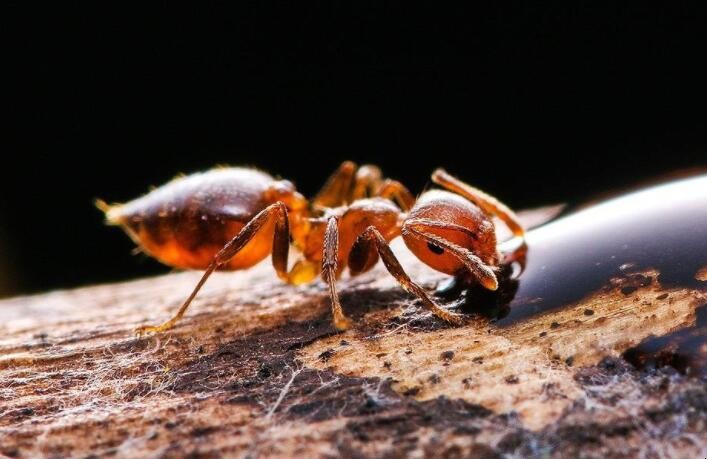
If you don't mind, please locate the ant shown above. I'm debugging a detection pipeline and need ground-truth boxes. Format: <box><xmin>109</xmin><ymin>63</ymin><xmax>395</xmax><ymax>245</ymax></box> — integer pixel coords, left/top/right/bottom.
<box><xmin>97</xmin><ymin>162</ymin><xmax>526</xmax><ymax>334</ymax></box>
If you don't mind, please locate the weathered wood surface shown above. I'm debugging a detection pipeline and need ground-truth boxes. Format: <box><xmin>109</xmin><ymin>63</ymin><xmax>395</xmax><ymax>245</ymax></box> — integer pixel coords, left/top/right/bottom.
<box><xmin>0</xmin><ymin>234</ymin><xmax>705</xmax><ymax>457</ymax></box>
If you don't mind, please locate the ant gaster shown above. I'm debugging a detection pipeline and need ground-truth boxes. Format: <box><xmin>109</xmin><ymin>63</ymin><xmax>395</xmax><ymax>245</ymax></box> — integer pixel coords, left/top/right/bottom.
<box><xmin>98</xmin><ymin>162</ymin><xmax>526</xmax><ymax>333</ymax></box>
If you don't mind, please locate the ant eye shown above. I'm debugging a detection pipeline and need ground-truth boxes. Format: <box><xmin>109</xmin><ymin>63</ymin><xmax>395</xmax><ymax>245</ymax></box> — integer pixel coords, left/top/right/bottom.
<box><xmin>427</xmin><ymin>241</ymin><xmax>445</xmax><ymax>255</ymax></box>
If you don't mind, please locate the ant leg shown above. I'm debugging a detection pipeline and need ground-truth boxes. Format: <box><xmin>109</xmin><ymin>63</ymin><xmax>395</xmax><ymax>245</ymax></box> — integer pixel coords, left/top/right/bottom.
<box><xmin>322</xmin><ymin>217</ymin><xmax>353</xmax><ymax>330</ymax></box>
<box><xmin>376</xmin><ymin>179</ymin><xmax>416</xmax><ymax>211</ymax></box>
<box><xmin>351</xmin><ymin>226</ymin><xmax>465</xmax><ymax>325</ymax></box>
<box><xmin>403</xmin><ymin>221</ymin><xmax>499</xmax><ymax>290</ymax></box>
<box><xmin>500</xmin><ymin>238</ymin><xmax>528</xmax><ymax>271</ymax></box>
<box><xmin>135</xmin><ymin>202</ymin><xmax>291</xmax><ymax>335</ymax></box>
<box><xmin>313</xmin><ymin>161</ymin><xmax>357</xmax><ymax>209</ymax></box>
<box><xmin>268</xmin><ymin>204</ymin><xmax>320</xmax><ymax>285</ymax></box>
<box><xmin>351</xmin><ymin>164</ymin><xmax>383</xmax><ymax>200</ymax></box>
<box><xmin>431</xmin><ymin>169</ymin><xmax>525</xmax><ymax>238</ymax></box>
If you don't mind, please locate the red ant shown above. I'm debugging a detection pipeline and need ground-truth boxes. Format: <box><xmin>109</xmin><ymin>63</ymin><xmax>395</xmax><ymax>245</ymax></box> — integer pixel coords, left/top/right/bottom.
<box><xmin>97</xmin><ymin>162</ymin><xmax>525</xmax><ymax>333</ymax></box>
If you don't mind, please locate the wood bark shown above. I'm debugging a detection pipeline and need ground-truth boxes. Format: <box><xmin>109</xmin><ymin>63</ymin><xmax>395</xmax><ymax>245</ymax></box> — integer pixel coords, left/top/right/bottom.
<box><xmin>0</xmin><ymin>230</ymin><xmax>705</xmax><ymax>457</ymax></box>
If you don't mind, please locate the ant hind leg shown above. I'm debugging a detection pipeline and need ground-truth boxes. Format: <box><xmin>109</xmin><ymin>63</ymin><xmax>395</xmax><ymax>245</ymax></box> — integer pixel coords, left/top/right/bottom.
<box><xmin>313</xmin><ymin>161</ymin><xmax>357</xmax><ymax>209</ymax></box>
<box><xmin>376</xmin><ymin>179</ymin><xmax>416</xmax><ymax>211</ymax></box>
<box><xmin>135</xmin><ymin>202</ymin><xmax>292</xmax><ymax>335</ymax></box>
<box><xmin>350</xmin><ymin>165</ymin><xmax>383</xmax><ymax>201</ymax></box>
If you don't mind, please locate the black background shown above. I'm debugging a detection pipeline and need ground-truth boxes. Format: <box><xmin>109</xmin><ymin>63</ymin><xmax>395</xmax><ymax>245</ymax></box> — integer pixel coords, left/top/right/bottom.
<box><xmin>4</xmin><ymin>4</ymin><xmax>706</xmax><ymax>298</ymax></box>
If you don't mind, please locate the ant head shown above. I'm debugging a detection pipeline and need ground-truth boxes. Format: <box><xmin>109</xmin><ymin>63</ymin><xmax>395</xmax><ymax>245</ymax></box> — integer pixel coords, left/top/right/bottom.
<box><xmin>402</xmin><ymin>190</ymin><xmax>498</xmax><ymax>279</ymax></box>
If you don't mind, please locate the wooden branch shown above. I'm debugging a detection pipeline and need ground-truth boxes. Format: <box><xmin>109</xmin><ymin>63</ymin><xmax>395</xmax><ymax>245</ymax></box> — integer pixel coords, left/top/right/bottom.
<box><xmin>1</xmin><ymin>208</ymin><xmax>705</xmax><ymax>457</ymax></box>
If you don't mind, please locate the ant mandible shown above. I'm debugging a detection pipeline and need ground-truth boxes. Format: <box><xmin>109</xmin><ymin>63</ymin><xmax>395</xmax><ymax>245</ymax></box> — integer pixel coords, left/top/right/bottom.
<box><xmin>98</xmin><ymin>161</ymin><xmax>526</xmax><ymax>334</ymax></box>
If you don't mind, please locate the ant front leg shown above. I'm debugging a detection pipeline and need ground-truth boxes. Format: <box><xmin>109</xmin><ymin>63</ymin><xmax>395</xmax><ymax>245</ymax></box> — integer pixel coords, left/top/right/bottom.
<box><xmin>349</xmin><ymin>226</ymin><xmax>465</xmax><ymax>325</ymax></box>
<box><xmin>431</xmin><ymin>169</ymin><xmax>525</xmax><ymax>238</ymax></box>
<box><xmin>321</xmin><ymin>217</ymin><xmax>353</xmax><ymax>330</ymax></box>
<box><xmin>135</xmin><ymin>202</ymin><xmax>293</xmax><ymax>335</ymax></box>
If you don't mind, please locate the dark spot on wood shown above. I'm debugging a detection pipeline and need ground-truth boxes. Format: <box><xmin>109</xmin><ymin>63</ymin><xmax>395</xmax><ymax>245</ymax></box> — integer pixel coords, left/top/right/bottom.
<box><xmin>550</xmin><ymin>321</ymin><xmax>560</xmax><ymax>329</ymax></box>
<box><xmin>565</xmin><ymin>356</ymin><xmax>574</xmax><ymax>366</ymax></box>
<box><xmin>257</xmin><ymin>365</ymin><xmax>272</xmax><ymax>379</ymax></box>
<box><xmin>621</xmin><ymin>286</ymin><xmax>638</xmax><ymax>295</ymax></box>
<box><xmin>656</xmin><ymin>293</ymin><xmax>669</xmax><ymax>300</ymax></box>
<box><xmin>497</xmin><ymin>432</ymin><xmax>533</xmax><ymax>453</ymax></box>
<box><xmin>583</xmin><ymin>309</ymin><xmax>594</xmax><ymax>316</ymax></box>
<box><xmin>191</xmin><ymin>426</ymin><xmax>218</xmax><ymax>437</ymax></box>
<box><xmin>541</xmin><ymin>382</ymin><xmax>565</xmax><ymax>399</ymax></box>
<box><xmin>440</xmin><ymin>350</ymin><xmax>455</xmax><ymax>361</ymax></box>
<box><xmin>339</xmin><ymin>340</ymin><xmax>349</xmax><ymax>346</ymax></box>
<box><xmin>375</xmin><ymin>353</ymin><xmax>387</xmax><ymax>358</ymax></box>
<box><xmin>504</xmin><ymin>375</ymin><xmax>519</xmax><ymax>384</ymax></box>
<box><xmin>472</xmin><ymin>356</ymin><xmax>484</xmax><ymax>364</ymax></box>
<box><xmin>343</xmin><ymin>398</ymin><xmax>491</xmax><ymax>450</ymax></box>
<box><xmin>428</xmin><ymin>374</ymin><xmax>441</xmax><ymax>384</ymax></box>
<box><xmin>697</xmin><ymin>303</ymin><xmax>707</xmax><ymax>327</ymax></box>
<box><xmin>622</xmin><ymin>304</ymin><xmax>707</xmax><ymax>377</ymax></box>
<box><xmin>318</xmin><ymin>348</ymin><xmax>336</xmax><ymax>362</ymax></box>
<box><xmin>635</xmin><ymin>274</ymin><xmax>652</xmax><ymax>287</ymax></box>
<box><xmin>383</xmin><ymin>361</ymin><xmax>392</xmax><ymax>369</ymax></box>
<box><xmin>539</xmin><ymin>331</ymin><xmax>547</xmax><ymax>337</ymax></box>
<box><xmin>402</xmin><ymin>386</ymin><xmax>421</xmax><ymax>396</ymax></box>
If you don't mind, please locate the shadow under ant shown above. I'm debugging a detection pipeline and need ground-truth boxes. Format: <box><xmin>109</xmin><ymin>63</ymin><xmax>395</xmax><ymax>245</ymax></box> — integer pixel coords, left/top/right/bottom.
<box><xmin>434</xmin><ymin>263</ymin><xmax>520</xmax><ymax>322</ymax></box>
<box><xmin>318</xmin><ymin>261</ymin><xmax>521</xmax><ymax>336</ymax></box>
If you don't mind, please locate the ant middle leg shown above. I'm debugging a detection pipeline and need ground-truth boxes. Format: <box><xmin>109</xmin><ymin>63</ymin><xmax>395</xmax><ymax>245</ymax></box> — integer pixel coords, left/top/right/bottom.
<box><xmin>349</xmin><ymin>226</ymin><xmax>465</xmax><ymax>325</ymax></box>
<box><xmin>135</xmin><ymin>202</ymin><xmax>294</xmax><ymax>335</ymax></box>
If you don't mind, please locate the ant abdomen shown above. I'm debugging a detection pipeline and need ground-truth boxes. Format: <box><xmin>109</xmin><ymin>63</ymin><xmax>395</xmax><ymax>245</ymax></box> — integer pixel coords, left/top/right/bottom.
<box><xmin>102</xmin><ymin>168</ymin><xmax>304</xmax><ymax>270</ymax></box>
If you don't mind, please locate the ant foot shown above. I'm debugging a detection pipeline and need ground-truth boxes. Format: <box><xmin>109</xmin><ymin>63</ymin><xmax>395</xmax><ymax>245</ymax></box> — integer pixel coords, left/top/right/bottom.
<box><xmin>435</xmin><ymin>309</ymin><xmax>467</xmax><ymax>326</ymax></box>
<box><xmin>333</xmin><ymin>315</ymin><xmax>353</xmax><ymax>331</ymax></box>
<box><xmin>135</xmin><ymin>323</ymin><xmax>172</xmax><ymax>336</ymax></box>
